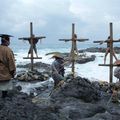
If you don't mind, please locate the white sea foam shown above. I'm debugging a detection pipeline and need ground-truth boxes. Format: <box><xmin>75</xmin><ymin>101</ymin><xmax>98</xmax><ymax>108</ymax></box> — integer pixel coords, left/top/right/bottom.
<box><xmin>16</xmin><ymin>78</ymin><xmax>54</xmax><ymax>95</ymax></box>
<box><xmin>15</xmin><ymin>48</ymin><xmax>70</xmax><ymax>64</ymax></box>
<box><xmin>73</xmin><ymin>52</ymin><xmax>119</xmax><ymax>83</ymax></box>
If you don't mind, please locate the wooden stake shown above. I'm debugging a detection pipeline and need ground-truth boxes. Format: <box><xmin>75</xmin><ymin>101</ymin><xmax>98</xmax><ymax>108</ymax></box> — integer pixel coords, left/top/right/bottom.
<box><xmin>30</xmin><ymin>22</ymin><xmax>34</xmax><ymax>71</ymax></box>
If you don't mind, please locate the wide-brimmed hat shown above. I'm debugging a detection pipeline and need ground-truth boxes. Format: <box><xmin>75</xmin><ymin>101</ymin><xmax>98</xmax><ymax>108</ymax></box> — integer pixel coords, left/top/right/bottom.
<box><xmin>51</xmin><ymin>54</ymin><xmax>64</xmax><ymax>59</ymax></box>
<box><xmin>0</xmin><ymin>34</ymin><xmax>13</xmax><ymax>38</ymax></box>
<box><xmin>0</xmin><ymin>34</ymin><xmax>13</xmax><ymax>41</ymax></box>
<box><xmin>114</xmin><ymin>60</ymin><xmax>120</xmax><ymax>66</ymax></box>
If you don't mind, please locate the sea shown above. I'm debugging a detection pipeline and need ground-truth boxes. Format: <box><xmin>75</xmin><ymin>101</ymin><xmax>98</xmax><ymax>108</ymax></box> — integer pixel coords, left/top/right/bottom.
<box><xmin>8</xmin><ymin>40</ymin><xmax>120</xmax><ymax>94</ymax></box>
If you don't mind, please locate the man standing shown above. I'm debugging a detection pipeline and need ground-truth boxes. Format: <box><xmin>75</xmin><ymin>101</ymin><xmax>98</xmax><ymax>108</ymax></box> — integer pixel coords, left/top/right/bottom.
<box><xmin>0</xmin><ymin>34</ymin><xmax>16</xmax><ymax>98</ymax></box>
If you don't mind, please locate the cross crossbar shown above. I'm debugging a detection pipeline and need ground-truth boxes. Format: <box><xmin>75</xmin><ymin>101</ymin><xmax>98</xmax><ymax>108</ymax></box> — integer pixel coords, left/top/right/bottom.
<box><xmin>99</xmin><ymin>64</ymin><xmax>118</xmax><ymax>66</ymax></box>
<box><xmin>93</xmin><ymin>40</ymin><xmax>120</xmax><ymax>43</ymax></box>
<box><xmin>59</xmin><ymin>38</ymin><xmax>88</xmax><ymax>42</ymax></box>
<box><xmin>19</xmin><ymin>36</ymin><xmax>46</xmax><ymax>40</ymax></box>
<box><xmin>23</xmin><ymin>57</ymin><xmax>42</xmax><ymax>59</ymax></box>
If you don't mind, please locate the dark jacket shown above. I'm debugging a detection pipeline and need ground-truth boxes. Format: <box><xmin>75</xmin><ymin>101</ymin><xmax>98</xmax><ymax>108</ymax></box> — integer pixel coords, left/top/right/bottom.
<box><xmin>51</xmin><ymin>58</ymin><xmax>64</xmax><ymax>86</ymax></box>
<box><xmin>51</xmin><ymin>58</ymin><xmax>64</xmax><ymax>76</ymax></box>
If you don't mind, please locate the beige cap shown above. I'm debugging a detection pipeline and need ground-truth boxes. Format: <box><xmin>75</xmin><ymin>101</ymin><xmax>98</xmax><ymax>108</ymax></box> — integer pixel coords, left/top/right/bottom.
<box><xmin>51</xmin><ymin>53</ymin><xmax>64</xmax><ymax>59</ymax></box>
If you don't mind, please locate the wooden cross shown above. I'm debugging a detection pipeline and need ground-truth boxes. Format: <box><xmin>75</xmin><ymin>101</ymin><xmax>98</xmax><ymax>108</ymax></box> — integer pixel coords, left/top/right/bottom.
<box><xmin>19</xmin><ymin>22</ymin><xmax>46</xmax><ymax>71</ymax></box>
<box><xmin>93</xmin><ymin>22</ymin><xmax>120</xmax><ymax>83</ymax></box>
<box><xmin>59</xmin><ymin>23</ymin><xmax>89</xmax><ymax>78</ymax></box>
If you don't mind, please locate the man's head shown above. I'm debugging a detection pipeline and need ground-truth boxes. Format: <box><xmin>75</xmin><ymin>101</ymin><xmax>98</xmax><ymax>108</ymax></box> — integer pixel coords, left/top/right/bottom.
<box><xmin>0</xmin><ymin>34</ymin><xmax>13</xmax><ymax>46</ymax></box>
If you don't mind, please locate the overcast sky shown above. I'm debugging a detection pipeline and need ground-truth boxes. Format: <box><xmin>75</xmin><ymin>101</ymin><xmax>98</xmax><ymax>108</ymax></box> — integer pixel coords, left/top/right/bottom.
<box><xmin>0</xmin><ymin>0</ymin><xmax>120</xmax><ymax>44</ymax></box>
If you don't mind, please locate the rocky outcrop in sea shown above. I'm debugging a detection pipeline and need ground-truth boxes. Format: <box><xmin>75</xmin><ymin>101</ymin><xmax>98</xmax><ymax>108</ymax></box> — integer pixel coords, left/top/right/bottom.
<box><xmin>79</xmin><ymin>47</ymin><xmax>120</xmax><ymax>53</ymax></box>
<box><xmin>17</xmin><ymin>62</ymin><xmax>51</xmax><ymax>70</ymax></box>
<box><xmin>63</xmin><ymin>53</ymin><xmax>96</xmax><ymax>64</ymax></box>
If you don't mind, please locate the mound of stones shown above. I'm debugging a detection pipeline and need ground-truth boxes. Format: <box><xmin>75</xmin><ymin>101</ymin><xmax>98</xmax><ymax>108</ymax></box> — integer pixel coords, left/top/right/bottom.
<box><xmin>16</xmin><ymin>70</ymin><xmax>50</xmax><ymax>81</ymax></box>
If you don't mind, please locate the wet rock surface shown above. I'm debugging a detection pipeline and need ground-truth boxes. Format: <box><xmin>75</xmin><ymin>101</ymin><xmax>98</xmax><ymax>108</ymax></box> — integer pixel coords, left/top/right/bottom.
<box><xmin>0</xmin><ymin>76</ymin><xmax>120</xmax><ymax>120</ymax></box>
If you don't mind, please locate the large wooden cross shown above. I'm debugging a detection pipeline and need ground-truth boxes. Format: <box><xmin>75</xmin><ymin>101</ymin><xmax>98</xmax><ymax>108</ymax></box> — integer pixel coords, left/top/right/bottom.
<box><xmin>59</xmin><ymin>23</ymin><xmax>89</xmax><ymax>78</ymax></box>
<box><xmin>94</xmin><ymin>22</ymin><xmax>120</xmax><ymax>83</ymax></box>
<box><xmin>19</xmin><ymin>22</ymin><xmax>46</xmax><ymax>71</ymax></box>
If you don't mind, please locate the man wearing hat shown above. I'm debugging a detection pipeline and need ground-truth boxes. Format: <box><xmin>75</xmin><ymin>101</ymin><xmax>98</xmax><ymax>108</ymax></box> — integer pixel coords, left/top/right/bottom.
<box><xmin>51</xmin><ymin>53</ymin><xmax>65</xmax><ymax>88</ymax></box>
<box><xmin>0</xmin><ymin>34</ymin><xmax>16</xmax><ymax>98</ymax></box>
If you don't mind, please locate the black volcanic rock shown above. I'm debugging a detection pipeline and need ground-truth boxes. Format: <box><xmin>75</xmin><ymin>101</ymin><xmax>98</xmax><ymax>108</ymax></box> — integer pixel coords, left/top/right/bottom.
<box><xmin>17</xmin><ymin>62</ymin><xmax>51</xmax><ymax>70</ymax></box>
<box><xmin>51</xmin><ymin>76</ymin><xmax>101</xmax><ymax>102</ymax></box>
<box><xmin>0</xmin><ymin>76</ymin><xmax>120</xmax><ymax>120</ymax></box>
<box><xmin>79</xmin><ymin>47</ymin><xmax>120</xmax><ymax>54</ymax></box>
<box><xmin>76</xmin><ymin>55</ymin><xmax>96</xmax><ymax>64</ymax></box>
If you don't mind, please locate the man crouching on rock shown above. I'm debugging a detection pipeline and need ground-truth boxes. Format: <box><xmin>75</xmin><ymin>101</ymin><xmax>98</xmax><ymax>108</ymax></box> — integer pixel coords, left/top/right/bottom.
<box><xmin>0</xmin><ymin>34</ymin><xmax>16</xmax><ymax>98</ymax></box>
<box><xmin>51</xmin><ymin>54</ymin><xmax>65</xmax><ymax>89</ymax></box>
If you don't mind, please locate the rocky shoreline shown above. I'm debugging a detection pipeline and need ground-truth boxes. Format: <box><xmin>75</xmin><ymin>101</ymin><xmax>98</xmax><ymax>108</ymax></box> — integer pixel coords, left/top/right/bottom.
<box><xmin>0</xmin><ymin>47</ymin><xmax>120</xmax><ymax>120</ymax></box>
<box><xmin>0</xmin><ymin>76</ymin><xmax>120</xmax><ymax>120</ymax></box>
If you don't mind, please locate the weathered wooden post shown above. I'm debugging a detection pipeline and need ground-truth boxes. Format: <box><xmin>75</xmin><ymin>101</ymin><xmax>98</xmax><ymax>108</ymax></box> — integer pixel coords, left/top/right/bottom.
<box><xmin>94</xmin><ymin>22</ymin><xmax>120</xmax><ymax>83</ymax></box>
<box><xmin>30</xmin><ymin>22</ymin><xmax>34</xmax><ymax>71</ymax></box>
<box><xmin>59</xmin><ymin>23</ymin><xmax>89</xmax><ymax>77</ymax></box>
<box><xmin>110</xmin><ymin>22</ymin><xmax>114</xmax><ymax>83</ymax></box>
<box><xmin>19</xmin><ymin>22</ymin><xmax>46</xmax><ymax>71</ymax></box>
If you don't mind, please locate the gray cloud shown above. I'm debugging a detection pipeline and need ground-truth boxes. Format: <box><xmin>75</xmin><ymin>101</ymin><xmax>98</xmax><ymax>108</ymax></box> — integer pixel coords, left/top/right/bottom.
<box><xmin>0</xmin><ymin>0</ymin><xmax>120</xmax><ymax>45</ymax></box>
